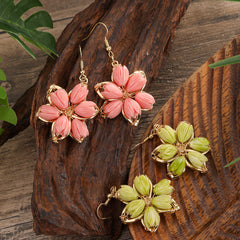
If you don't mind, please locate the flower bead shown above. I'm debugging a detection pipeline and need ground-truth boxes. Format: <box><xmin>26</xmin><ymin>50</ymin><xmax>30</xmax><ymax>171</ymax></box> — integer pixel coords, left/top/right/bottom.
<box><xmin>94</xmin><ymin>64</ymin><xmax>155</xmax><ymax>126</ymax></box>
<box><xmin>151</xmin><ymin>121</ymin><xmax>211</xmax><ymax>178</ymax></box>
<box><xmin>36</xmin><ymin>84</ymin><xmax>99</xmax><ymax>143</ymax></box>
<box><xmin>115</xmin><ymin>175</ymin><xmax>179</xmax><ymax>232</ymax></box>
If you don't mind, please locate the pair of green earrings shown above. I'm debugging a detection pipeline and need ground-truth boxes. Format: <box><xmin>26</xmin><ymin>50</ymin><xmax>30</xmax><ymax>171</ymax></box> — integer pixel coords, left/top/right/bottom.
<box><xmin>98</xmin><ymin>121</ymin><xmax>210</xmax><ymax>232</ymax></box>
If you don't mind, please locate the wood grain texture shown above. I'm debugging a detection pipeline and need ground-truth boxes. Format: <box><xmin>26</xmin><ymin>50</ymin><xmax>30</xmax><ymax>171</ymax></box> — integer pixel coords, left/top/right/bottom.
<box><xmin>128</xmin><ymin>35</ymin><xmax>240</xmax><ymax>240</ymax></box>
<box><xmin>2</xmin><ymin>1</ymin><xmax>240</xmax><ymax>239</ymax></box>
<box><xmin>29</xmin><ymin>0</ymin><xmax>190</xmax><ymax>237</ymax></box>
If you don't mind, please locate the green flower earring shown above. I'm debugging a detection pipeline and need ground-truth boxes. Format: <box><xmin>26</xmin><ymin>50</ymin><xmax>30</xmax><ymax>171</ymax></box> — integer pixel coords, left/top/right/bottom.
<box><xmin>135</xmin><ymin>121</ymin><xmax>211</xmax><ymax>178</ymax></box>
<box><xmin>97</xmin><ymin>175</ymin><xmax>179</xmax><ymax>232</ymax></box>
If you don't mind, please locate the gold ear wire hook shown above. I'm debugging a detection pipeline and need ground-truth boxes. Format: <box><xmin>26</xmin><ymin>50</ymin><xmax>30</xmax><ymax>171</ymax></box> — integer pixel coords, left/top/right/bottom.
<box><xmin>82</xmin><ymin>22</ymin><xmax>109</xmax><ymax>42</ymax></box>
<box><xmin>131</xmin><ymin>124</ymin><xmax>162</xmax><ymax>150</ymax></box>
<box><xmin>97</xmin><ymin>186</ymin><xmax>117</xmax><ymax>220</ymax></box>
<box><xmin>78</xmin><ymin>45</ymin><xmax>88</xmax><ymax>85</ymax></box>
<box><xmin>82</xmin><ymin>22</ymin><xmax>119</xmax><ymax>67</ymax></box>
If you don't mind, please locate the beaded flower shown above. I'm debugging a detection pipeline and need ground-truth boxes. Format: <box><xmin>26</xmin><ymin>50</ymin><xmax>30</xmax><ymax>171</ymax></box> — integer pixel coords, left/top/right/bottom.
<box><xmin>94</xmin><ymin>64</ymin><xmax>155</xmax><ymax>126</ymax></box>
<box><xmin>36</xmin><ymin>84</ymin><xmax>99</xmax><ymax>143</ymax></box>
<box><xmin>151</xmin><ymin>121</ymin><xmax>210</xmax><ymax>178</ymax></box>
<box><xmin>99</xmin><ymin>175</ymin><xmax>179</xmax><ymax>232</ymax></box>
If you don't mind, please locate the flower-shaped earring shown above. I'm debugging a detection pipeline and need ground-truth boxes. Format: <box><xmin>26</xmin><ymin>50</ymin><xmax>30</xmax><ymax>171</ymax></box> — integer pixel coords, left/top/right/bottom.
<box><xmin>151</xmin><ymin>121</ymin><xmax>210</xmax><ymax>178</ymax></box>
<box><xmin>82</xmin><ymin>22</ymin><xmax>155</xmax><ymax>126</ymax></box>
<box><xmin>36</xmin><ymin>46</ymin><xmax>99</xmax><ymax>143</ymax></box>
<box><xmin>95</xmin><ymin>64</ymin><xmax>155</xmax><ymax>126</ymax></box>
<box><xmin>136</xmin><ymin>121</ymin><xmax>210</xmax><ymax>178</ymax></box>
<box><xmin>97</xmin><ymin>175</ymin><xmax>179</xmax><ymax>232</ymax></box>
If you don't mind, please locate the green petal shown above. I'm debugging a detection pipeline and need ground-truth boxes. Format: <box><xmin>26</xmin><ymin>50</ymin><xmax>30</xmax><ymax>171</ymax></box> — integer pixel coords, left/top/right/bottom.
<box><xmin>153</xmin><ymin>179</ymin><xmax>173</xmax><ymax>195</ymax></box>
<box><xmin>187</xmin><ymin>151</ymin><xmax>208</xmax><ymax>169</ymax></box>
<box><xmin>125</xmin><ymin>199</ymin><xmax>145</xmax><ymax>218</ymax></box>
<box><xmin>189</xmin><ymin>137</ymin><xmax>210</xmax><ymax>152</ymax></box>
<box><xmin>156</xmin><ymin>144</ymin><xmax>177</xmax><ymax>160</ymax></box>
<box><xmin>176</xmin><ymin>121</ymin><xmax>193</xmax><ymax>143</ymax></box>
<box><xmin>151</xmin><ymin>195</ymin><xmax>173</xmax><ymax>210</ymax></box>
<box><xmin>117</xmin><ymin>185</ymin><xmax>139</xmax><ymax>202</ymax></box>
<box><xmin>133</xmin><ymin>175</ymin><xmax>151</xmax><ymax>196</ymax></box>
<box><xmin>168</xmin><ymin>156</ymin><xmax>186</xmax><ymax>177</ymax></box>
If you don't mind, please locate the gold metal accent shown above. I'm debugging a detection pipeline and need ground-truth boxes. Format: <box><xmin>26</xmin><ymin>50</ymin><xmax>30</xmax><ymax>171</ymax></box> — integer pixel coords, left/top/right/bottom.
<box><xmin>97</xmin><ymin>186</ymin><xmax>117</xmax><ymax>220</ymax></box>
<box><xmin>132</xmin><ymin>124</ymin><xmax>162</xmax><ymax>150</ymax></box>
<box><xmin>79</xmin><ymin>45</ymin><xmax>88</xmax><ymax>85</ymax></box>
<box><xmin>82</xmin><ymin>22</ymin><xmax>119</xmax><ymax>66</ymax></box>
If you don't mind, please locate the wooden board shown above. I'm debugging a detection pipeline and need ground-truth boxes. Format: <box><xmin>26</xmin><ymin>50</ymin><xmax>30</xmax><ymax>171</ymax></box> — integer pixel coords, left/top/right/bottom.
<box><xmin>128</xmin><ymin>35</ymin><xmax>240</xmax><ymax>239</ymax></box>
<box><xmin>2</xmin><ymin>0</ymin><xmax>240</xmax><ymax>239</ymax></box>
<box><xmin>29</xmin><ymin>0</ymin><xmax>190</xmax><ymax>238</ymax></box>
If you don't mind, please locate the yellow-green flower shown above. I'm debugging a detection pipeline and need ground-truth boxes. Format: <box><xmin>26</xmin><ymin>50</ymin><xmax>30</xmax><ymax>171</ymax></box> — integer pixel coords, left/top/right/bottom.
<box><xmin>118</xmin><ymin>175</ymin><xmax>179</xmax><ymax>232</ymax></box>
<box><xmin>152</xmin><ymin>121</ymin><xmax>210</xmax><ymax>178</ymax></box>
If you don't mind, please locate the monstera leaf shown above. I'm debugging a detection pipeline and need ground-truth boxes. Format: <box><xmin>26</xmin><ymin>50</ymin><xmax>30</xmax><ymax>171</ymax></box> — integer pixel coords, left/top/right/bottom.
<box><xmin>0</xmin><ymin>0</ymin><xmax>57</xmax><ymax>58</ymax></box>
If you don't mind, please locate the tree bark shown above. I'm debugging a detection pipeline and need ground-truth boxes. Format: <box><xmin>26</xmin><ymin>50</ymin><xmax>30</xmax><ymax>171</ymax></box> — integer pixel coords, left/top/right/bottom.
<box><xmin>30</xmin><ymin>0</ymin><xmax>190</xmax><ymax>237</ymax></box>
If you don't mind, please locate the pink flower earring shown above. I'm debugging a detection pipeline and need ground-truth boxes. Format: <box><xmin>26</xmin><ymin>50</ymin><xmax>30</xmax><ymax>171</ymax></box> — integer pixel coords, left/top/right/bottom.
<box><xmin>36</xmin><ymin>46</ymin><xmax>99</xmax><ymax>143</ymax></box>
<box><xmin>84</xmin><ymin>22</ymin><xmax>155</xmax><ymax>126</ymax></box>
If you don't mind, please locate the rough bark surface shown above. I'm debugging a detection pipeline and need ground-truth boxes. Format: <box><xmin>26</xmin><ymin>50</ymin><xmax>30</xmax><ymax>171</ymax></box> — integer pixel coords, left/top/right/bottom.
<box><xmin>129</xmin><ymin>35</ymin><xmax>240</xmax><ymax>240</ymax></box>
<box><xmin>30</xmin><ymin>0</ymin><xmax>190</xmax><ymax>237</ymax></box>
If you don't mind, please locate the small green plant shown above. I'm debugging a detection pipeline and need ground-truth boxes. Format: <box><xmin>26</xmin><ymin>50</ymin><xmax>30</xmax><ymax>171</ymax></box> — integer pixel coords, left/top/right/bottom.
<box><xmin>224</xmin><ymin>157</ymin><xmax>240</xmax><ymax>167</ymax></box>
<box><xmin>209</xmin><ymin>0</ymin><xmax>240</xmax><ymax>166</ymax></box>
<box><xmin>0</xmin><ymin>58</ymin><xmax>17</xmax><ymax>134</ymax></box>
<box><xmin>0</xmin><ymin>0</ymin><xmax>58</xmax><ymax>58</ymax></box>
<box><xmin>0</xmin><ymin>0</ymin><xmax>58</xmax><ymax>136</ymax></box>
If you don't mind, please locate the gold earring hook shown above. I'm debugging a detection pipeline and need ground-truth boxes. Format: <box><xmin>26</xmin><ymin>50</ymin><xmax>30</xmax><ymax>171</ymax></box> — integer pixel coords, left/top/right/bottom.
<box><xmin>97</xmin><ymin>186</ymin><xmax>117</xmax><ymax>220</ymax></box>
<box><xmin>78</xmin><ymin>45</ymin><xmax>88</xmax><ymax>85</ymax></box>
<box><xmin>82</xmin><ymin>22</ymin><xmax>109</xmax><ymax>42</ymax></box>
<box><xmin>131</xmin><ymin>124</ymin><xmax>162</xmax><ymax>150</ymax></box>
<box><xmin>82</xmin><ymin>22</ymin><xmax>119</xmax><ymax>67</ymax></box>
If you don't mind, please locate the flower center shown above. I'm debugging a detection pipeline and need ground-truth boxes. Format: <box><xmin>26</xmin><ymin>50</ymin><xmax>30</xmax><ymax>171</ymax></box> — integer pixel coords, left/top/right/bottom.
<box><xmin>176</xmin><ymin>142</ymin><xmax>187</xmax><ymax>155</ymax></box>
<box><xmin>63</xmin><ymin>106</ymin><xmax>74</xmax><ymax>118</ymax></box>
<box><xmin>122</xmin><ymin>88</ymin><xmax>132</xmax><ymax>100</ymax></box>
<box><xmin>142</xmin><ymin>195</ymin><xmax>152</xmax><ymax>206</ymax></box>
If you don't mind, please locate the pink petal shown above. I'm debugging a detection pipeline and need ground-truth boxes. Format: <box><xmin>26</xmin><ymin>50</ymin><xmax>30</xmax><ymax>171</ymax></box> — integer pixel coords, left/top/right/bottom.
<box><xmin>70</xmin><ymin>84</ymin><xmax>89</xmax><ymax>105</ymax></box>
<box><xmin>123</xmin><ymin>98</ymin><xmax>141</xmax><ymax>119</ymax></box>
<box><xmin>135</xmin><ymin>92</ymin><xmax>155</xmax><ymax>110</ymax></box>
<box><xmin>71</xmin><ymin>119</ymin><xmax>89</xmax><ymax>141</ymax></box>
<box><xmin>50</xmin><ymin>89</ymin><xmax>69</xmax><ymax>110</ymax></box>
<box><xmin>103</xmin><ymin>100</ymin><xmax>123</xmax><ymax>119</ymax></box>
<box><xmin>101</xmin><ymin>82</ymin><xmax>123</xmax><ymax>99</ymax></box>
<box><xmin>74</xmin><ymin>101</ymin><xmax>98</xmax><ymax>119</ymax></box>
<box><xmin>125</xmin><ymin>72</ymin><xmax>147</xmax><ymax>92</ymax></box>
<box><xmin>52</xmin><ymin>115</ymin><xmax>70</xmax><ymax>138</ymax></box>
<box><xmin>112</xmin><ymin>65</ymin><xmax>129</xmax><ymax>86</ymax></box>
<box><xmin>38</xmin><ymin>104</ymin><xmax>60</xmax><ymax>121</ymax></box>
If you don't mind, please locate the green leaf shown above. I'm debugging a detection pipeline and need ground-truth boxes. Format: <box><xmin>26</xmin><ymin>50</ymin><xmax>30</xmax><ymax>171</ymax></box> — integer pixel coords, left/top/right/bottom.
<box><xmin>0</xmin><ymin>69</ymin><xmax>6</xmax><ymax>81</ymax></box>
<box><xmin>0</xmin><ymin>86</ymin><xmax>7</xmax><ymax>99</ymax></box>
<box><xmin>221</xmin><ymin>0</ymin><xmax>240</xmax><ymax>2</ymax></box>
<box><xmin>0</xmin><ymin>106</ymin><xmax>17</xmax><ymax>125</ymax></box>
<box><xmin>0</xmin><ymin>128</ymin><xmax>4</xmax><ymax>135</ymax></box>
<box><xmin>10</xmin><ymin>32</ymin><xmax>36</xmax><ymax>59</ymax></box>
<box><xmin>224</xmin><ymin>157</ymin><xmax>240</xmax><ymax>167</ymax></box>
<box><xmin>0</xmin><ymin>97</ymin><xmax>8</xmax><ymax>106</ymax></box>
<box><xmin>0</xmin><ymin>0</ymin><xmax>57</xmax><ymax>58</ymax></box>
<box><xmin>209</xmin><ymin>55</ymin><xmax>240</xmax><ymax>68</ymax></box>
<box><xmin>0</xmin><ymin>86</ymin><xmax>8</xmax><ymax>106</ymax></box>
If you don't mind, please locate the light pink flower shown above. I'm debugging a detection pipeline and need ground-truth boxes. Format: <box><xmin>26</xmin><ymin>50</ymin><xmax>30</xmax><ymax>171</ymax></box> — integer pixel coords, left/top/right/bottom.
<box><xmin>36</xmin><ymin>84</ymin><xmax>99</xmax><ymax>143</ymax></box>
<box><xmin>95</xmin><ymin>64</ymin><xmax>155</xmax><ymax>126</ymax></box>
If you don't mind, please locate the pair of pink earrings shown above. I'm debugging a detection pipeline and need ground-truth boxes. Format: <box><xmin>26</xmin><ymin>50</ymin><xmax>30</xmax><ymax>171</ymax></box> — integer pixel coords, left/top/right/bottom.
<box><xmin>36</xmin><ymin>23</ymin><xmax>155</xmax><ymax>143</ymax></box>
